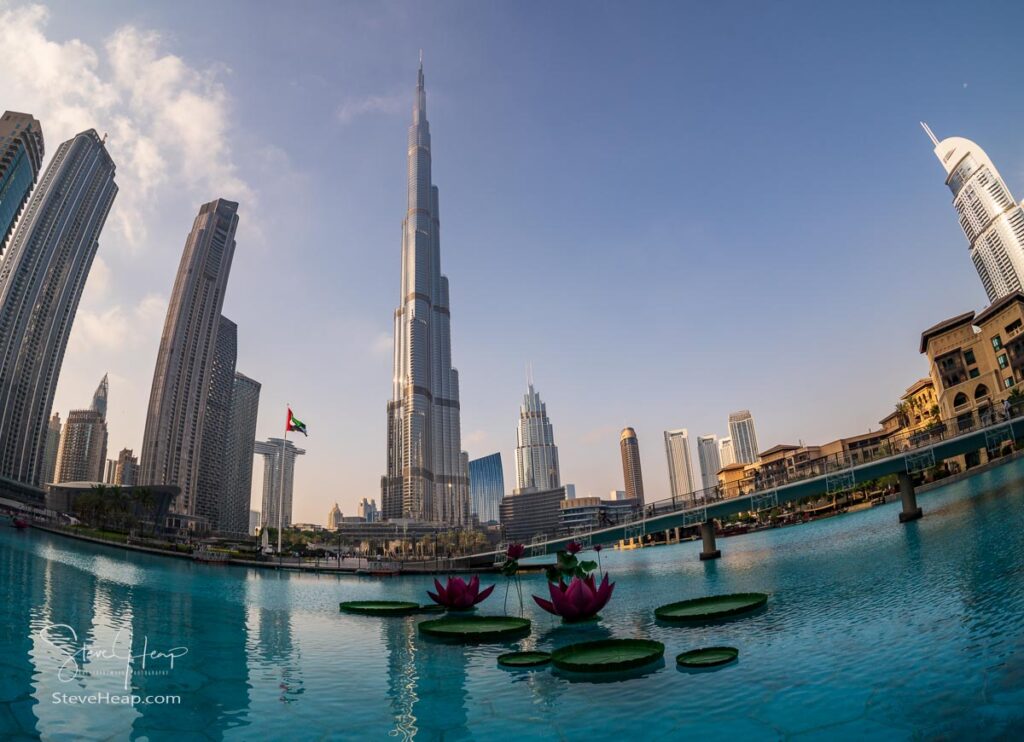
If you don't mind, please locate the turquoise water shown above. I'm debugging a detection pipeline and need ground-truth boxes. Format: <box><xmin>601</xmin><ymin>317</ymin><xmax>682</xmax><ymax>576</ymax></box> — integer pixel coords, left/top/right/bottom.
<box><xmin>4</xmin><ymin>461</ymin><xmax>1024</xmax><ymax>740</ymax></box>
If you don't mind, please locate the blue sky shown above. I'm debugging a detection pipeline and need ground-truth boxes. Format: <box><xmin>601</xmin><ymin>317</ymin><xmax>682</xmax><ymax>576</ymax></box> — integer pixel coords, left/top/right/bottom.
<box><xmin>4</xmin><ymin>0</ymin><xmax>1023</xmax><ymax>522</ymax></box>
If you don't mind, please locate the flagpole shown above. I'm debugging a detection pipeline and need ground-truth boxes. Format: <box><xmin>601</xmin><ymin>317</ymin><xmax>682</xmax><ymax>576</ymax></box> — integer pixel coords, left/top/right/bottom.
<box><xmin>278</xmin><ymin>408</ymin><xmax>288</xmax><ymax>556</ymax></box>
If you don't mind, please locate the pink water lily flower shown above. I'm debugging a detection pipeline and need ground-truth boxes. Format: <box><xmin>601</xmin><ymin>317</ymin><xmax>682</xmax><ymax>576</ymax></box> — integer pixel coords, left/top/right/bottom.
<box><xmin>427</xmin><ymin>575</ymin><xmax>495</xmax><ymax>610</ymax></box>
<box><xmin>506</xmin><ymin>543</ymin><xmax>526</xmax><ymax>559</ymax></box>
<box><xmin>533</xmin><ymin>573</ymin><xmax>615</xmax><ymax>622</ymax></box>
<box><xmin>565</xmin><ymin>541</ymin><xmax>582</xmax><ymax>555</ymax></box>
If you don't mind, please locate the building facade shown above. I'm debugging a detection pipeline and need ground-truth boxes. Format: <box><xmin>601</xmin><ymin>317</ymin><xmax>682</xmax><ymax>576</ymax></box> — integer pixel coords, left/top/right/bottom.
<box><xmin>327</xmin><ymin>503</ymin><xmax>342</xmax><ymax>530</ymax></box>
<box><xmin>923</xmin><ymin>124</ymin><xmax>1024</xmax><ymax>302</ymax></box>
<box><xmin>382</xmin><ymin>60</ymin><xmax>469</xmax><ymax>526</ymax></box>
<box><xmin>194</xmin><ymin>316</ymin><xmax>237</xmax><ymax>531</ymax></box>
<box><xmin>40</xmin><ymin>412</ymin><xmax>61</xmax><ymax>487</ymax></box>
<box><xmin>222</xmin><ymin>371</ymin><xmax>261</xmax><ymax>535</ymax></box>
<box><xmin>0</xmin><ymin>129</ymin><xmax>117</xmax><ymax>487</ymax></box>
<box><xmin>358</xmin><ymin>497</ymin><xmax>379</xmax><ymax>523</ymax></box>
<box><xmin>920</xmin><ymin>292</ymin><xmax>1024</xmax><ymax>428</ymax></box>
<box><xmin>54</xmin><ymin>409</ymin><xmax>107</xmax><ymax>484</ymax></box>
<box><xmin>140</xmin><ymin>199</ymin><xmax>239</xmax><ymax>518</ymax></box>
<box><xmin>696</xmin><ymin>434</ymin><xmax>721</xmax><ymax>492</ymax></box>
<box><xmin>468</xmin><ymin>452</ymin><xmax>504</xmax><ymax>524</ymax></box>
<box><xmin>515</xmin><ymin>383</ymin><xmax>560</xmax><ymax>493</ymax></box>
<box><xmin>719</xmin><ymin>436</ymin><xmax>735</xmax><ymax>466</ymax></box>
<box><xmin>620</xmin><ymin>427</ymin><xmax>645</xmax><ymax>504</ymax></box>
<box><xmin>728</xmin><ymin>410</ymin><xmax>760</xmax><ymax>465</ymax></box>
<box><xmin>255</xmin><ymin>437</ymin><xmax>305</xmax><ymax>532</ymax></box>
<box><xmin>499</xmin><ymin>486</ymin><xmax>567</xmax><ymax>542</ymax></box>
<box><xmin>114</xmin><ymin>448</ymin><xmax>138</xmax><ymax>487</ymax></box>
<box><xmin>663</xmin><ymin>428</ymin><xmax>696</xmax><ymax>501</ymax></box>
<box><xmin>0</xmin><ymin>111</ymin><xmax>44</xmax><ymax>253</ymax></box>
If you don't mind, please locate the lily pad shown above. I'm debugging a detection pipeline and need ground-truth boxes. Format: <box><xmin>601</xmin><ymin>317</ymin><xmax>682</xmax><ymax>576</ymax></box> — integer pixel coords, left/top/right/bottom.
<box><xmin>654</xmin><ymin>592</ymin><xmax>767</xmax><ymax>623</ymax></box>
<box><xmin>339</xmin><ymin>600</ymin><xmax>420</xmax><ymax>616</ymax></box>
<box><xmin>497</xmin><ymin>651</ymin><xmax>552</xmax><ymax>668</ymax></box>
<box><xmin>676</xmin><ymin>646</ymin><xmax>739</xmax><ymax>668</ymax></box>
<box><xmin>418</xmin><ymin>615</ymin><xmax>531</xmax><ymax>642</ymax></box>
<box><xmin>551</xmin><ymin>639</ymin><xmax>664</xmax><ymax>673</ymax></box>
<box><xmin>417</xmin><ymin>604</ymin><xmax>446</xmax><ymax>614</ymax></box>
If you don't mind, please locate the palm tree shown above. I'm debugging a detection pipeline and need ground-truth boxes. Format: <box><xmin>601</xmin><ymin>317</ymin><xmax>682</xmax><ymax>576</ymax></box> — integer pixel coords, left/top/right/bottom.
<box><xmin>894</xmin><ymin>402</ymin><xmax>910</xmax><ymax>428</ymax></box>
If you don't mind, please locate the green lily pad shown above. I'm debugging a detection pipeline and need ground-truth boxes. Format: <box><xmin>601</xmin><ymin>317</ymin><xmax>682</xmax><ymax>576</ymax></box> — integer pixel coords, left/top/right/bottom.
<box><xmin>418</xmin><ymin>615</ymin><xmax>531</xmax><ymax>642</ymax></box>
<box><xmin>551</xmin><ymin>639</ymin><xmax>664</xmax><ymax>673</ymax></box>
<box><xmin>654</xmin><ymin>592</ymin><xmax>768</xmax><ymax>623</ymax></box>
<box><xmin>676</xmin><ymin>646</ymin><xmax>739</xmax><ymax>668</ymax></box>
<box><xmin>417</xmin><ymin>604</ymin><xmax>446</xmax><ymax>614</ymax></box>
<box><xmin>497</xmin><ymin>651</ymin><xmax>552</xmax><ymax>668</ymax></box>
<box><xmin>339</xmin><ymin>600</ymin><xmax>420</xmax><ymax>616</ymax></box>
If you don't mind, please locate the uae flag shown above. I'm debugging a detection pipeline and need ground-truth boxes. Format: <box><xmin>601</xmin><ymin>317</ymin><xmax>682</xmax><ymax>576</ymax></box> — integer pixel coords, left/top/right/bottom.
<box><xmin>286</xmin><ymin>407</ymin><xmax>308</xmax><ymax>436</ymax></box>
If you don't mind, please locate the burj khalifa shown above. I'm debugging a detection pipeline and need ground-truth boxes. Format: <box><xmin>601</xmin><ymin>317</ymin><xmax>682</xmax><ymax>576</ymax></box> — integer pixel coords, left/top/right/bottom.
<box><xmin>382</xmin><ymin>58</ymin><xmax>469</xmax><ymax>525</ymax></box>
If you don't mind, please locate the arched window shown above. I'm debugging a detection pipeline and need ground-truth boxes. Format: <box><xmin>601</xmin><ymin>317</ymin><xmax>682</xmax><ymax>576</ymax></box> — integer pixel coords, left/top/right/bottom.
<box><xmin>974</xmin><ymin>384</ymin><xmax>989</xmax><ymax>400</ymax></box>
<box><xmin>954</xmin><ymin>392</ymin><xmax>969</xmax><ymax>407</ymax></box>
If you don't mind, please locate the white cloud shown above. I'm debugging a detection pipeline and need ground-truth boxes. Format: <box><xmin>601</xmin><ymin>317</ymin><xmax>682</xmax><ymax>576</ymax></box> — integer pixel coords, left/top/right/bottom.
<box><xmin>336</xmin><ymin>93</ymin><xmax>405</xmax><ymax>124</ymax></box>
<box><xmin>0</xmin><ymin>4</ymin><xmax>252</xmax><ymax>250</ymax></box>
<box><xmin>371</xmin><ymin>332</ymin><xmax>393</xmax><ymax>356</ymax></box>
<box><xmin>69</xmin><ymin>292</ymin><xmax>167</xmax><ymax>352</ymax></box>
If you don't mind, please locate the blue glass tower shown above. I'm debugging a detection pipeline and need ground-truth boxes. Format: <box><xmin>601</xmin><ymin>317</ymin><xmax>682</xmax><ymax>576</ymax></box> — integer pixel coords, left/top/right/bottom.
<box><xmin>0</xmin><ymin>112</ymin><xmax>44</xmax><ymax>255</ymax></box>
<box><xmin>469</xmin><ymin>453</ymin><xmax>504</xmax><ymax>524</ymax></box>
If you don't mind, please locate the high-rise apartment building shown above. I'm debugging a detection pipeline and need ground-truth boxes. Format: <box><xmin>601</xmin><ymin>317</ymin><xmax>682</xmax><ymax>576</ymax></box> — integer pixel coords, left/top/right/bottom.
<box><xmin>358</xmin><ymin>497</ymin><xmax>379</xmax><ymax>523</ymax></box>
<box><xmin>255</xmin><ymin>437</ymin><xmax>305</xmax><ymax>532</ymax></box>
<box><xmin>0</xmin><ymin>130</ymin><xmax>117</xmax><ymax>486</ymax></box>
<box><xmin>194</xmin><ymin>316</ymin><xmax>237</xmax><ymax>530</ymax></box>
<box><xmin>140</xmin><ymin>199</ymin><xmax>238</xmax><ymax>518</ymax></box>
<box><xmin>923</xmin><ymin>124</ymin><xmax>1024</xmax><ymax>302</ymax></box>
<box><xmin>382</xmin><ymin>60</ymin><xmax>469</xmax><ymax>525</ymax></box>
<box><xmin>40</xmin><ymin>412</ymin><xmax>62</xmax><ymax>486</ymax></box>
<box><xmin>114</xmin><ymin>448</ymin><xmax>138</xmax><ymax>487</ymax></box>
<box><xmin>728</xmin><ymin>410</ymin><xmax>760</xmax><ymax>465</ymax></box>
<box><xmin>469</xmin><ymin>452</ymin><xmax>504</xmax><ymax>524</ymax></box>
<box><xmin>104</xmin><ymin>459</ymin><xmax>116</xmax><ymax>484</ymax></box>
<box><xmin>719</xmin><ymin>436</ymin><xmax>736</xmax><ymax>467</ymax></box>
<box><xmin>620</xmin><ymin>427</ymin><xmax>646</xmax><ymax>505</ymax></box>
<box><xmin>663</xmin><ymin>428</ymin><xmax>695</xmax><ymax>501</ymax></box>
<box><xmin>514</xmin><ymin>383</ymin><xmax>561</xmax><ymax>493</ymax></box>
<box><xmin>222</xmin><ymin>371</ymin><xmax>261</xmax><ymax>535</ymax></box>
<box><xmin>0</xmin><ymin>111</ymin><xmax>44</xmax><ymax>253</ymax></box>
<box><xmin>327</xmin><ymin>503</ymin><xmax>342</xmax><ymax>530</ymax></box>
<box><xmin>54</xmin><ymin>410</ymin><xmax>107</xmax><ymax>484</ymax></box>
<box><xmin>696</xmin><ymin>434</ymin><xmax>722</xmax><ymax>492</ymax></box>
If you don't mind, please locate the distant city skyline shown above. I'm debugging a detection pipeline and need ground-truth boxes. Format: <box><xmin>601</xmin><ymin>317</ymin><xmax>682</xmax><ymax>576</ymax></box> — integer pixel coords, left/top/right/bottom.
<box><xmin>7</xmin><ymin>1</ymin><xmax>1020</xmax><ymax>522</ymax></box>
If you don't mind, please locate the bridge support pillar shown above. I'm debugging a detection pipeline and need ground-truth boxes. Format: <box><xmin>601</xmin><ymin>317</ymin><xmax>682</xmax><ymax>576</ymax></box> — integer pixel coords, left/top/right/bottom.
<box><xmin>898</xmin><ymin>471</ymin><xmax>922</xmax><ymax>523</ymax></box>
<box><xmin>699</xmin><ymin>520</ymin><xmax>721</xmax><ymax>560</ymax></box>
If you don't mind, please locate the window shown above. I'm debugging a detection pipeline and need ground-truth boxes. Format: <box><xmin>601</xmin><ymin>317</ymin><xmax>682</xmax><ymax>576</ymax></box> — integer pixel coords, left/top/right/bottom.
<box><xmin>970</xmin><ymin>368</ymin><xmax>980</xmax><ymax>378</ymax></box>
<box><xmin>1006</xmin><ymin>377</ymin><xmax>1015</xmax><ymax>389</ymax></box>
<box><xmin>993</xmin><ymin>335</ymin><xmax>1004</xmax><ymax>350</ymax></box>
<box><xmin>999</xmin><ymin>353</ymin><xmax>1009</xmax><ymax>369</ymax></box>
<box><xmin>1007</xmin><ymin>319</ymin><xmax>1023</xmax><ymax>334</ymax></box>
<box><xmin>954</xmin><ymin>392</ymin><xmax>969</xmax><ymax>406</ymax></box>
<box><xmin>964</xmin><ymin>349</ymin><xmax>977</xmax><ymax>365</ymax></box>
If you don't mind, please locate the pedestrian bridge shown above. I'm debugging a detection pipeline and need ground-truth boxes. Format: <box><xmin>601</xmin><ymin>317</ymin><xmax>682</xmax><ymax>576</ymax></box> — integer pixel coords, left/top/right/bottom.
<box><xmin>478</xmin><ymin>413</ymin><xmax>1024</xmax><ymax>563</ymax></box>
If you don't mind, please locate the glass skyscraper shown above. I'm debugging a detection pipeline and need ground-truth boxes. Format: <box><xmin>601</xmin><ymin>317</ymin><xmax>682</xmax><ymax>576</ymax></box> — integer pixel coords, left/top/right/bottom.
<box><xmin>728</xmin><ymin>410</ymin><xmax>760</xmax><ymax>465</ymax></box>
<box><xmin>383</xmin><ymin>59</ymin><xmax>469</xmax><ymax>525</ymax></box>
<box><xmin>0</xmin><ymin>111</ymin><xmax>43</xmax><ymax>254</ymax></box>
<box><xmin>514</xmin><ymin>383</ymin><xmax>560</xmax><ymax>493</ymax></box>
<box><xmin>469</xmin><ymin>453</ymin><xmax>504</xmax><ymax>524</ymax></box>
<box><xmin>664</xmin><ymin>428</ymin><xmax>697</xmax><ymax>499</ymax></box>
<box><xmin>0</xmin><ymin>129</ymin><xmax>116</xmax><ymax>487</ymax></box>
<box><xmin>923</xmin><ymin>123</ymin><xmax>1024</xmax><ymax>302</ymax></box>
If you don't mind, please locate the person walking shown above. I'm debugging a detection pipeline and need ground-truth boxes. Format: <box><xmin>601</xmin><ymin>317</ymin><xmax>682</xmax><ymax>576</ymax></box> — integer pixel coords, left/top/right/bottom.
<box><xmin>1004</xmin><ymin>397</ymin><xmax>1012</xmax><ymax>421</ymax></box>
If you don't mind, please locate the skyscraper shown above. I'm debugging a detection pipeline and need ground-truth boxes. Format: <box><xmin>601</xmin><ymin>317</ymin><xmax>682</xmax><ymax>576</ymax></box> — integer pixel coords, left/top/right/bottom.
<box><xmin>255</xmin><ymin>437</ymin><xmax>305</xmax><ymax>532</ymax></box>
<box><xmin>469</xmin><ymin>452</ymin><xmax>504</xmax><ymax>524</ymax></box>
<box><xmin>620</xmin><ymin>427</ymin><xmax>645</xmax><ymax>504</ymax></box>
<box><xmin>327</xmin><ymin>503</ymin><xmax>342</xmax><ymax>530</ymax></box>
<box><xmin>114</xmin><ymin>448</ymin><xmax>138</xmax><ymax>487</ymax></box>
<box><xmin>514</xmin><ymin>383</ymin><xmax>561</xmax><ymax>493</ymax></box>
<box><xmin>719</xmin><ymin>436</ymin><xmax>735</xmax><ymax>466</ymax></box>
<box><xmin>140</xmin><ymin>199</ymin><xmax>238</xmax><ymax>518</ymax></box>
<box><xmin>728</xmin><ymin>410</ymin><xmax>760</xmax><ymax>464</ymax></box>
<box><xmin>664</xmin><ymin>428</ymin><xmax>696</xmax><ymax>499</ymax></box>
<box><xmin>194</xmin><ymin>316</ymin><xmax>237</xmax><ymax>530</ymax></box>
<box><xmin>922</xmin><ymin>123</ymin><xmax>1024</xmax><ymax>302</ymax></box>
<box><xmin>696</xmin><ymin>434</ymin><xmax>722</xmax><ymax>492</ymax></box>
<box><xmin>54</xmin><ymin>409</ymin><xmax>107</xmax><ymax>484</ymax></box>
<box><xmin>222</xmin><ymin>371</ymin><xmax>261</xmax><ymax>535</ymax></box>
<box><xmin>0</xmin><ymin>130</ymin><xmax>117</xmax><ymax>486</ymax></box>
<box><xmin>41</xmin><ymin>412</ymin><xmax>62</xmax><ymax>486</ymax></box>
<box><xmin>358</xmin><ymin>497</ymin><xmax>379</xmax><ymax>522</ymax></box>
<box><xmin>382</xmin><ymin>59</ymin><xmax>468</xmax><ymax>525</ymax></box>
<box><xmin>0</xmin><ymin>111</ymin><xmax>44</xmax><ymax>253</ymax></box>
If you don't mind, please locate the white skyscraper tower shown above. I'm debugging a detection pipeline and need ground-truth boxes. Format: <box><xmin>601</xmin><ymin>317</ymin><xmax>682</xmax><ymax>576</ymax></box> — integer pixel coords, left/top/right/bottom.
<box><xmin>382</xmin><ymin>58</ymin><xmax>469</xmax><ymax>525</ymax></box>
<box><xmin>514</xmin><ymin>382</ymin><xmax>560</xmax><ymax>493</ymax></box>
<box><xmin>663</xmin><ymin>429</ymin><xmax>696</xmax><ymax>501</ymax></box>
<box><xmin>728</xmin><ymin>410</ymin><xmax>760</xmax><ymax>464</ymax></box>
<box><xmin>923</xmin><ymin>123</ymin><xmax>1024</xmax><ymax>302</ymax></box>
<box><xmin>696</xmin><ymin>434</ymin><xmax>722</xmax><ymax>491</ymax></box>
<box><xmin>719</xmin><ymin>437</ymin><xmax>736</xmax><ymax>467</ymax></box>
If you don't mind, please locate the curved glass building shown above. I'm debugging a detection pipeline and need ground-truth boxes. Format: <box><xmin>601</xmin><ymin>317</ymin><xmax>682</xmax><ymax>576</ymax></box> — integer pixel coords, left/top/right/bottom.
<box><xmin>0</xmin><ymin>111</ymin><xmax>44</xmax><ymax>255</ymax></box>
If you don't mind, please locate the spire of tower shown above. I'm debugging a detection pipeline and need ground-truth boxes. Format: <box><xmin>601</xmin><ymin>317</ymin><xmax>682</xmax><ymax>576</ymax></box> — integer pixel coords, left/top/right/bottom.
<box><xmin>414</xmin><ymin>51</ymin><xmax>426</xmax><ymax>121</ymax></box>
<box><xmin>920</xmin><ymin>121</ymin><xmax>939</xmax><ymax>147</ymax></box>
<box><xmin>91</xmin><ymin>373</ymin><xmax>109</xmax><ymax>419</ymax></box>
